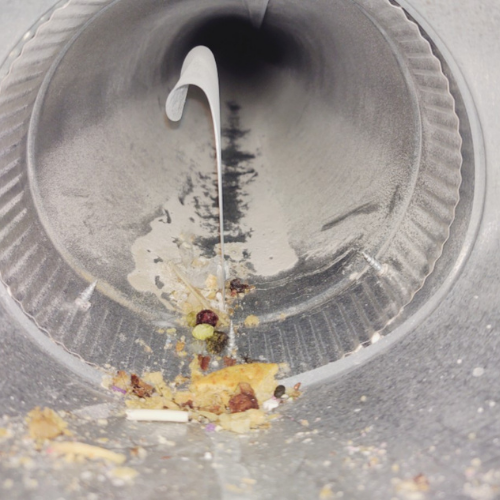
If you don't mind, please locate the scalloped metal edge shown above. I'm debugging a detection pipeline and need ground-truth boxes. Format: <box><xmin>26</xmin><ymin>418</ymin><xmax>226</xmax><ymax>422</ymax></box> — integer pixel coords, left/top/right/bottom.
<box><xmin>0</xmin><ymin>0</ymin><xmax>463</xmax><ymax>375</ymax></box>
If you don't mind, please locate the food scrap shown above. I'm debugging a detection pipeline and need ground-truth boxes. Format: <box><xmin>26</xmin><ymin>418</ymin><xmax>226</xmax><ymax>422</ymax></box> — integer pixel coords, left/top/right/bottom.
<box><xmin>26</xmin><ymin>407</ymin><xmax>72</xmax><ymax>448</ymax></box>
<box><xmin>392</xmin><ymin>473</ymin><xmax>430</xmax><ymax>498</ymax></box>
<box><xmin>206</xmin><ymin>330</ymin><xmax>228</xmax><ymax>355</ymax></box>
<box><xmin>192</xmin><ymin>323</ymin><xmax>215</xmax><ymax>340</ymax></box>
<box><xmin>105</xmin><ymin>357</ymin><xmax>301</xmax><ymax>434</ymax></box>
<box><xmin>198</xmin><ymin>354</ymin><xmax>211</xmax><ymax>371</ymax></box>
<box><xmin>243</xmin><ymin>315</ymin><xmax>260</xmax><ymax>328</ymax></box>
<box><xmin>47</xmin><ymin>441</ymin><xmax>126</xmax><ymax>465</ymax></box>
<box><xmin>229</xmin><ymin>278</ymin><xmax>253</xmax><ymax>296</ymax></box>
<box><xmin>131</xmin><ymin>374</ymin><xmax>154</xmax><ymax>398</ymax></box>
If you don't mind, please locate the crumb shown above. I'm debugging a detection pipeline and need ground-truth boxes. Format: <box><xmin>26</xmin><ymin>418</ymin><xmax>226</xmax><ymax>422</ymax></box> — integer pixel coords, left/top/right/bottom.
<box><xmin>229</xmin><ymin>384</ymin><xmax>259</xmax><ymax>413</ymax></box>
<box><xmin>224</xmin><ymin>357</ymin><xmax>237</xmax><ymax>367</ymax></box>
<box><xmin>26</xmin><ymin>407</ymin><xmax>71</xmax><ymax>447</ymax></box>
<box><xmin>413</xmin><ymin>473</ymin><xmax>430</xmax><ymax>491</ymax></box>
<box><xmin>109</xmin><ymin>467</ymin><xmax>138</xmax><ymax>481</ymax></box>
<box><xmin>243</xmin><ymin>315</ymin><xmax>260</xmax><ymax>328</ymax></box>
<box><xmin>131</xmin><ymin>374</ymin><xmax>154</xmax><ymax>398</ymax></box>
<box><xmin>319</xmin><ymin>484</ymin><xmax>334</xmax><ymax>499</ymax></box>
<box><xmin>198</xmin><ymin>355</ymin><xmax>211</xmax><ymax>371</ymax></box>
<box><xmin>48</xmin><ymin>442</ymin><xmax>126</xmax><ymax>465</ymax></box>
<box><xmin>135</xmin><ymin>338</ymin><xmax>153</xmax><ymax>353</ymax></box>
<box><xmin>176</xmin><ymin>340</ymin><xmax>187</xmax><ymax>357</ymax></box>
<box><xmin>229</xmin><ymin>278</ymin><xmax>251</xmax><ymax>295</ymax></box>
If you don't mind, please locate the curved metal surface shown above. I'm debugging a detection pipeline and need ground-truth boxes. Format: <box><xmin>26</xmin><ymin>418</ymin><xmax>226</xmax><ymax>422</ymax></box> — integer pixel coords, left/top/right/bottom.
<box><xmin>0</xmin><ymin>0</ymin><xmax>499</xmax><ymax>499</ymax></box>
<box><xmin>0</xmin><ymin>0</ymin><xmax>463</xmax><ymax>378</ymax></box>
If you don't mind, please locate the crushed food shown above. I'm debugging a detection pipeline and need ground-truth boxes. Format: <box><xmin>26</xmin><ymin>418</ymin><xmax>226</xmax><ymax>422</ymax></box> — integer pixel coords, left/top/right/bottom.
<box><xmin>229</xmin><ymin>278</ymin><xmax>252</xmax><ymax>296</ymax></box>
<box><xmin>228</xmin><ymin>383</ymin><xmax>259</xmax><ymax>413</ymax></box>
<box><xmin>131</xmin><ymin>374</ymin><xmax>154</xmax><ymax>398</ymax></box>
<box><xmin>106</xmin><ymin>357</ymin><xmax>301</xmax><ymax>434</ymax></box>
<box><xmin>26</xmin><ymin>407</ymin><xmax>72</xmax><ymax>448</ymax></box>
<box><xmin>206</xmin><ymin>331</ymin><xmax>228</xmax><ymax>355</ymax></box>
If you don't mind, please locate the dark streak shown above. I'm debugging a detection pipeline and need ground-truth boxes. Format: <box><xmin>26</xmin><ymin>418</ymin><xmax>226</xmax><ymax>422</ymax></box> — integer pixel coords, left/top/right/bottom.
<box><xmin>388</xmin><ymin>185</ymin><xmax>401</xmax><ymax>214</ymax></box>
<box><xmin>155</xmin><ymin>276</ymin><xmax>164</xmax><ymax>289</ymax></box>
<box><xmin>321</xmin><ymin>202</ymin><xmax>379</xmax><ymax>232</ymax></box>
<box><xmin>194</xmin><ymin>101</ymin><xmax>258</xmax><ymax>256</ymax></box>
<box><xmin>178</xmin><ymin>176</ymin><xmax>193</xmax><ymax>206</ymax></box>
<box><xmin>163</xmin><ymin>209</ymin><xmax>172</xmax><ymax>224</ymax></box>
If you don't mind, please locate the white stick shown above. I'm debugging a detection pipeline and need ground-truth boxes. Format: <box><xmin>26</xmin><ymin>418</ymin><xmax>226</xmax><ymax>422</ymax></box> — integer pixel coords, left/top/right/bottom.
<box><xmin>126</xmin><ymin>409</ymin><xmax>189</xmax><ymax>423</ymax></box>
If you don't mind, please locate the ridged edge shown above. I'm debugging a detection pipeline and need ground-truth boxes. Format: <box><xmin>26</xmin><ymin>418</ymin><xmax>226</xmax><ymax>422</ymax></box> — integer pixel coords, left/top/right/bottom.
<box><xmin>0</xmin><ymin>0</ymin><xmax>463</xmax><ymax>375</ymax></box>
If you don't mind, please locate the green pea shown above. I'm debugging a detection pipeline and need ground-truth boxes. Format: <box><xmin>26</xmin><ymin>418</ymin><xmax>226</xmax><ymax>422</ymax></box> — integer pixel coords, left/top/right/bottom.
<box><xmin>192</xmin><ymin>323</ymin><xmax>215</xmax><ymax>340</ymax></box>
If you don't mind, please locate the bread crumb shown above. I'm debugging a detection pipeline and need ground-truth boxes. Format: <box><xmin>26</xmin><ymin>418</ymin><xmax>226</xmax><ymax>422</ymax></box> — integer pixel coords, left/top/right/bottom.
<box><xmin>48</xmin><ymin>441</ymin><xmax>126</xmax><ymax>465</ymax></box>
<box><xmin>243</xmin><ymin>315</ymin><xmax>260</xmax><ymax>327</ymax></box>
<box><xmin>0</xmin><ymin>428</ymin><xmax>10</xmax><ymax>439</ymax></box>
<box><xmin>26</xmin><ymin>407</ymin><xmax>71</xmax><ymax>447</ymax></box>
<box><xmin>109</xmin><ymin>467</ymin><xmax>138</xmax><ymax>481</ymax></box>
<box><xmin>319</xmin><ymin>484</ymin><xmax>334</xmax><ymax>499</ymax></box>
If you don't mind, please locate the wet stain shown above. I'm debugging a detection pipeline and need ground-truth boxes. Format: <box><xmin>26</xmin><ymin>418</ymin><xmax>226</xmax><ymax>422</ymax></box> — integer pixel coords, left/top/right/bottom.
<box><xmin>162</xmin><ymin>209</ymin><xmax>172</xmax><ymax>224</ymax></box>
<box><xmin>193</xmin><ymin>101</ymin><xmax>257</xmax><ymax>255</ymax></box>
<box><xmin>321</xmin><ymin>202</ymin><xmax>378</xmax><ymax>232</ymax></box>
<box><xmin>178</xmin><ymin>175</ymin><xmax>193</xmax><ymax>206</ymax></box>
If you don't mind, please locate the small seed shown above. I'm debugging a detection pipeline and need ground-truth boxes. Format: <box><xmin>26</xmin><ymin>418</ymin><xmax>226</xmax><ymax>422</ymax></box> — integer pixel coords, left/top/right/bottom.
<box><xmin>274</xmin><ymin>385</ymin><xmax>286</xmax><ymax>398</ymax></box>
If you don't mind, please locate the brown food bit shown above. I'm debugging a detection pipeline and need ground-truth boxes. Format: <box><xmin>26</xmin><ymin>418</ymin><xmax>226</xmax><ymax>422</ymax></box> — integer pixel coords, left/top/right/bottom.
<box><xmin>206</xmin><ymin>331</ymin><xmax>228</xmax><ymax>355</ymax></box>
<box><xmin>242</xmin><ymin>355</ymin><xmax>258</xmax><ymax>364</ymax></box>
<box><xmin>223</xmin><ymin>356</ymin><xmax>237</xmax><ymax>367</ymax></box>
<box><xmin>198</xmin><ymin>355</ymin><xmax>211</xmax><ymax>371</ymax></box>
<box><xmin>131</xmin><ymin>374</ymin><xmax>154</xmax><ymax>398</ymax></box>
<box><xmin>229</xmin><ymin>278</ymin><xmax>250</xmax><ymax>295</ymax></box>
<box><xmin>293</xmin><ymin>382</ymin><xmax>302</xmax><ymax>391</ymax></box>
<box><xmin>180</xmin><ymin>400</ymin><xmax>194</xmax><ymax>409</ymax></box>
<box><xmin>413</xmin><ymin>473</ymin><xmax>430</xmax><ymax>492</ymax></box>
<box><xmin>229</xmin><ymin>384</ymin><xmax>259</xmax><ymax>413</ymax></box>
<box><xmin>196</xmin><ymin>309</ymin><xmax>219</xmax><ymax>327</ymax></box>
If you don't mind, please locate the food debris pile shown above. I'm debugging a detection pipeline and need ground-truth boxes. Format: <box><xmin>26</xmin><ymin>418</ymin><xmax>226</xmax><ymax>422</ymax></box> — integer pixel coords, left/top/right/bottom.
<box><xmin>105</xmin><ymin>356</ymin><xmax>301</xmax><ymax>434</ymax></box>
